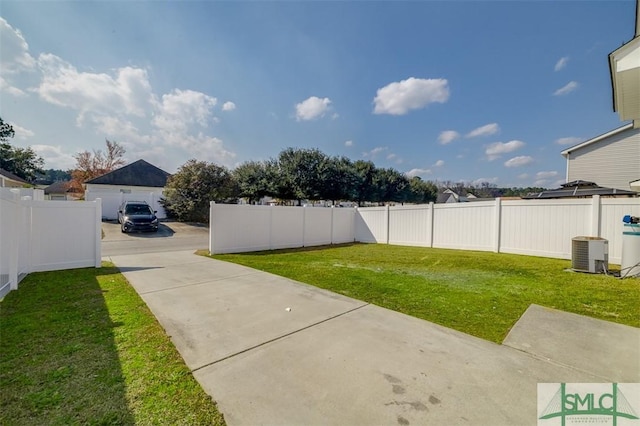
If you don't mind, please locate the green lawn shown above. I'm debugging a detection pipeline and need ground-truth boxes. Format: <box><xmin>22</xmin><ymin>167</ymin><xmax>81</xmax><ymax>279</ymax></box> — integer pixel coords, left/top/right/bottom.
<box><xmin>209</xmin><ymin>243</ymin><xmax>640</xmax><ymax>343</ymax></box>
<box><xmin>0</xmin><ymin>263</ymin><xmax>225</xmax><ymax>425</ymax></box>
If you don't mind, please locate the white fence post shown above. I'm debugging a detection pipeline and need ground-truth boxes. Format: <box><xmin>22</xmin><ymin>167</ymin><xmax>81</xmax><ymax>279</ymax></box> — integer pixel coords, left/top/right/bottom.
<box><xmin>494</xmin><ymin>197</ymin><xmax>502</xmax><ymax>253</ymax></box>
<box><xmin>94</xmin><ymin>198</ymin><xmax>102</xmax><ymax>267</ymax></box>
<box><xmin>209</xmin><ymin>201</ymin><xmax>215</xmax><ymax>254</ymax></box>
<box><xmin>330</xmin><ymin>205</ymin><xmax>335</xmax><ymax>245</ymax></box>
<box><xmin>591</xmin><ymin>194</ymin><xmax>601</xmax><ymax>237</ymax></box>
<box><xmin>8</xmin><ymin>190</ymin><xmax>19</xmax><ymax>291</ymax></box>
<box><xmin>269</xmin><ymin>204</ymin><xmax>274</xmax><ymax>250</ymax></box>
<box><xmin>385</xmin><ymin>204</ymin><xmax>390</xmax><ymax>245</ymax></box>
<box><xmin>428</xmin><ymin>202</ymin><xmax>434</xmax><ymax>248</ymax></box>
<box><xmin>302</xmin><ymin>205</ymin><xmax>307</xmax><ymax>247</ymax></box>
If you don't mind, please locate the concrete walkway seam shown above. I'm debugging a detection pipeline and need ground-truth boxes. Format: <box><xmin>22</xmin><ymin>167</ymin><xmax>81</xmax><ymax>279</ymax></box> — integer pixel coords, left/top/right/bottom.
<box><xmin>134</xmin><ymin>271</ymin><xmax>263</xmax><ymax>295</ymax></box>
<box><xmin>191</xmin><ymin>302</ymin><xmax>370</xmax><ymax>373</ymax></box>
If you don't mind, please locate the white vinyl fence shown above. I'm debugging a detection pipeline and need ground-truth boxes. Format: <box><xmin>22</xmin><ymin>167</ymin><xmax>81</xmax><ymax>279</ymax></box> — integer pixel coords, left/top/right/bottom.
<box><xmin>355</xmin><ymin>196</ymin><xmax>640</xmax><ymax>265</ymax></box>
<box><xmin>209</xmin><ymin>203</ymin><xmax>356</xmax><ymax>254</ymax></box>
<box><xmin>85</xmin><ymin>191</ymin><xmax>166</xmax><ymax>220</ymax></box>
<box><xmin>209</xmin><ymin>196</ymin><xmax>640</xmax><ymax>265</ymax></box>
<box><xmin>0</xmin><ymin>188</ymin><xmax>102</xmax><ymax>298</ymax></box>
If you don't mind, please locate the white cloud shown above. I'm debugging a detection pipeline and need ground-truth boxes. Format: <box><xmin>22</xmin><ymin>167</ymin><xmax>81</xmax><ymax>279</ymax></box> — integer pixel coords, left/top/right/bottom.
<box><xmin>0</xmin><ymin>18</ymin><xmax>36</xmax><ymax>74</ymax></box>
<box><xmin>466</xmin><ymin>123</ymin><xmax>499</xmax><ymax>138</ymax></box>
<box><xmin>555</xmin><ymin>136</ymin><xmax>582</xmax><ymax>146</ymax></box>
<box><xmin>10</xmin><ymin>123</ymin><xmax>34</xmax><ymax>139</ymax></box>
<box><xmin>363</xmin><ymin>146</ymin><xmax>388</xmax><ymax>158</ymax></box>
<box><xmin>554</xmin><ymin>56</ymin><xmax>569</xmax><ymax>71</ymax></box>
<box><xmin>485</xmin><ymin>140</ymin><xmax>525</xmax><ymax>160</ymax></box>
<box><xmin>536</xmin><ymin>171</ymin><xmax>558</xmax><ymax>179</ymax></box>
<box><xmin>31</xmin><ymin>144</ymin><xmax>76</xmax><ymax>170</ymax></box>
<box><xmin>553</xmin><ymin>81</ymin><xmax>579</xmax><ymax>96</ymax></box>
<box><xmin>345</xmin><ymin>140</ymin><xmax>353</xmax><ymax>147</ymax></box>
<box><xmin>405</xmin><ymin>168</ymin><xmax>432</xmax><ymax>177</ymax></box>
<box><xmin>438</xmin><ymin>130</ymin><xmax>459</xmax><ymax>145</ymax></box>
<box><xmin>152</xmin><ymin>89</ymin><xmax>217</xmax><ymax>132</ymax></box>
<box><xmin>504</xmin><ymin>155</ymin><xmax>534</xmax><ymax>168</ymax></box>
<box><xmin>373</xmin><ymin>77</ymin><xmax>449</xmax><ymax>115</ymax></box>
<box><xmin>518</xmin><ymin>173</ymin><xmax>529</xmax><ymax>180</ymax></box>
<box><xmin>0</xmin><ymin>76</ymin><xmax>27</xmax><ymax>97</ymax></box>
<box><xmin>35</xmin><ymin>54</ymin><xmax>154</xmax><ymax>120</ymax></box>
<box><xmin>471</xmin><ymin>177</ymin><xmax>498</xmax><ymax>186</ymax></box>
<box><xmin>433</xmin><ymin>160</ymin><xmax>444</xmax><ymax>167</ymax></box>
<box><xmin>222</xmin><ymin>101</ymin><xmax>236</xmax><ymax>111</ymax></box>
<box><xmin>295</xmin><ymin>96</ymin><xmax>332</xmax><ymax>121</ymax></box>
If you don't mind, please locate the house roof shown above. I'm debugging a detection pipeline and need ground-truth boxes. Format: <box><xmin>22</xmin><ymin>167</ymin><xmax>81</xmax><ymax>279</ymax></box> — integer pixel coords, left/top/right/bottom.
<box><xmin>44</xmin><ymin>180</ymin><xmax>82</xmax><ymax>194</ymax></box>
<box><xmin>608</xmin><ymin>0</ymin><xmax>640</xmax><ymax>124</ymax></box>
<box><xmin>85</xmin><ymin>159</ymin><xmax>171</xmax><ymax>187</ymax></box>
<box><xmin>522</xmin><ymin>180</ymin><xmax>637</xmax><ymax>199</ymax></box>
<box><xmin>0</xmin><ymin>168</ymin><xmax>29</xmax><ymax>185</ymax></box>
<box><xmin>560</xmin><ymin>123</ymin><xmax>635</xmax><ymax>157</ymax></box>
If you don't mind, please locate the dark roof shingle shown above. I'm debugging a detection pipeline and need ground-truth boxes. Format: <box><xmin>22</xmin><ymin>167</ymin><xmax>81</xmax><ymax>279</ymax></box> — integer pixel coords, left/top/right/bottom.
<box><xmin>85</xmin><ymin>159</ymin><xmax>170</xmax><ymax>187</ymax></box>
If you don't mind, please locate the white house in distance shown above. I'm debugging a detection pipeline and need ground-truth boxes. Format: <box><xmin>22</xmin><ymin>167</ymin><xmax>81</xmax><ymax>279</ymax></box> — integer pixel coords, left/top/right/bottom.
<box><xmin>0</xmin><ymin>168</ymin><xmax>28</xmax><ymax>188</ymax></box>
<box><xmin>561</xmin><ymin>123</ymin><xmax>639</xmax><ymax>192</ymax></box>
<box><xmin>84</xmin><ymin>159</ymin><xmax>171</xmax><ymax>220</ymax></box>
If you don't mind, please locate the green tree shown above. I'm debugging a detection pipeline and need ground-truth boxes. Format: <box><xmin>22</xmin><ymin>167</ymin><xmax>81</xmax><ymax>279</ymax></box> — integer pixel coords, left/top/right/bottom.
<box><xmin>0</xmin><ymin>117</ymin><xmax>44</xmax><ymax>182</ymax></box>
<box><xmin>36</xmin><ymin>169</ymin><xmax>73</xmax><ymax>183</ymax></box>
<box><xmin>274</xmin><ymin>148</ymin><xmax>329</xmax><ymax>204</ymax></box>
<box><xmin>161</xmin><ymin>159</ymin><xmax>237</xmax><ymax>223</ymax></box>
<box><xmin>352</xmin><ymin>160</ymin><xmax>377</xmax><ymax>205</ymax></box>
<box><xmin>0</xmin><ymin>117</ymin><xmax>15</xmax><ymax>142</ymax></box>
<box><xmin>321</xmin><ymin>156</ymin><xmax>357</xmax><ymax>204</ymax></box>
<box><xmin>407</xmin><ymin>176</ymin><xmax>438</xmax><ymax>204</ymax></box>
<box><xmin>233</xmin><ymin>160</ymin><xmax>275</xmax><ymax>204</ymax></box>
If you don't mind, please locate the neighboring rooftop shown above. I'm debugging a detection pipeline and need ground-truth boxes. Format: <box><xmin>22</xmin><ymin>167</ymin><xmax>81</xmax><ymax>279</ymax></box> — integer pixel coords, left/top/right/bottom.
<box><xmin>44</xmin><ymin>180</ymin><xmax>83</xmax><ymax>195</ymax></box>
<box><xmin>523</xmin><ymin>180</ymin><xmax>638</xmax><ymax>199</ymax></box>
<box><xmin>85</xmin><ymin>159</ymin><xmax>171</xmax><ymax>187</ymax></box>
<box><xmin>0</xmin><ymin>168</ymin><xmax>29</xmax><ymax>186</ymax></box>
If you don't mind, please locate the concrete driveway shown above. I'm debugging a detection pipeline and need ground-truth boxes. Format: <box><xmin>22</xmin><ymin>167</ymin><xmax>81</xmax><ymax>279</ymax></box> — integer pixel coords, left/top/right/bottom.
<box><xmin>101</xmin><ymin>220</ymin><xmax>209</xmax><ymax>256</ymax></box>
<box><xmin>106</xmin><ymin>249</ymin><xmax>640</xmax><ymax>426</ymax></box>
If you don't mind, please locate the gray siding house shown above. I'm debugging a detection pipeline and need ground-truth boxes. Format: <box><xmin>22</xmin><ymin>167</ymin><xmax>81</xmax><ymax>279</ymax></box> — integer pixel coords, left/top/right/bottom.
<box><xmin>561</xmin><ymin>123</ymin><xmax>639</xmax><ymax>191</ymax></box>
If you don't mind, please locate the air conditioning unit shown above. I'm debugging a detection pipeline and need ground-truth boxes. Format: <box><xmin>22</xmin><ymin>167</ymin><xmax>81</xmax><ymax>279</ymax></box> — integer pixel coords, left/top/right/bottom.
<box><xmin>571</xmin><ymin>237</ymin><xmax>608</xmax><ymax>273</ymax></box>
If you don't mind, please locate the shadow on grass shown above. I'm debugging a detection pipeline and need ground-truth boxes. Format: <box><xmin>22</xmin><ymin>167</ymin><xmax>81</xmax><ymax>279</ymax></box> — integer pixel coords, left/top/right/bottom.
<box><xmin>0</xmin><ymin>266</ymin><xmax>134</xmax><ymax>424</ymax></box>
<box><xmin>214</xmin><ymin>242</ymin><xmax>361</xmax><ymax>256</ymax></box>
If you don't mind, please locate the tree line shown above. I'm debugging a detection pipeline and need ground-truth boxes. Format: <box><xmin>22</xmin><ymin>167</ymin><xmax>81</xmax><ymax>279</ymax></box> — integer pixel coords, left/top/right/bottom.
<box><xmin>161</xmin><ymin>149</ymin><xmax>439</xmax><ymax>222</ymax></box>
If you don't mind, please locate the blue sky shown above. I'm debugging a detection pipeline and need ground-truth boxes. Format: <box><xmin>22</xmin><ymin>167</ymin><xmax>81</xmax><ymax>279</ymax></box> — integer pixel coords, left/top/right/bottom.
<box><xmin>0</xmin><ymin>1</ymin><xmax>635</xmax><ymax>188</ymax></box>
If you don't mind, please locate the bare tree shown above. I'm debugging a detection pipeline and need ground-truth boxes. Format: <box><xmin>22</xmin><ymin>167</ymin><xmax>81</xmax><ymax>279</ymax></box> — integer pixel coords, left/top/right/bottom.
<box><xmin>71</xmin><ymin>139</ymin><xmax>126</xmax><ymax>188</ymax></box>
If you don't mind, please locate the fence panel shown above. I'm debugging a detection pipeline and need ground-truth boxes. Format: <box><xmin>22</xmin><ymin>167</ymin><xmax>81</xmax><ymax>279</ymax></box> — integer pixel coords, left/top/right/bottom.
<box><xmin>28</xmin><ymin>200</ymin><xmax>101</xmax><ymax>272</ymax></box>
<box><xmin>332</xmin><ymin>208</ymin><xmax>356</xmax><ymax>244</ymax></box>
<box><xmin>0</xmin><ymin>190</ymin><xmax>18</xmax><ymax>297</ymax></box>
<box><xmin>210</xmin><ymin>204</ymin><xmax>272</xmax><ymax>254</ymax></box>
<box><xmin>210</xmin><ymin>204</ymin><xmax>357</xmax><ymax>254</ymax></box>
<box><xmin>432</xmin><ymin>202</ymin><xmax>496</xmax><ymax>251</ymax></box>
<box><xmin>271</xmin><ymin>207</ymin><xmax>304</xmax><ymax>250</ymax></box>
<box><xmin>0</xmin><ymin>189</ymin><xmax>101</xmax><ymax>297</ymax></box>
<box><xmin>355</xmin><ymin>207</ymin><xmax>387</xmax><ymax>243</ymax></box>
<box><xmin>500</xmin><ymin>199</ymin><xmax>592</xmax><ymax>259</ymax></box>
<box><xmin>600</xmin><ymin>199</ymin><xmax>640</xmax><ymax>264</ymax></box>
<box><xmin>388</xmin><ymin>204</ymin><xmax>432</xmax><ymax>247</ymax></box>
<box><xmin>304</xmin><ymin>207</ymin><xmax>332</xmax><ymax>247</ymax></box>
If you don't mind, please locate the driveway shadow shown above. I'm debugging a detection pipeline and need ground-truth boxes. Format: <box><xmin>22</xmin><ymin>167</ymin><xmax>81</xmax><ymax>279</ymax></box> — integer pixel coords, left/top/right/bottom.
<box><xmin>115</xmin><ymin>266</ymin><xmax>164</xmax><ymax>273</ymax></box>
<box><xmin>124</xmin><ymin>223</ymin><xmax>175</xmax><ymax>238</ymax></box>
